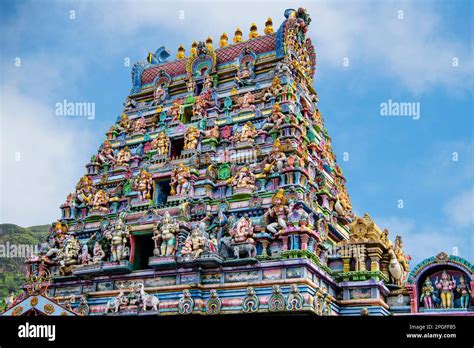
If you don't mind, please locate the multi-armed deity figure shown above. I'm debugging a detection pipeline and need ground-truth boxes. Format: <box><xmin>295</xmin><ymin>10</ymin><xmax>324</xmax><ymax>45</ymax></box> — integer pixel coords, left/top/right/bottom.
<box><xmin>170</xmin><ymin>163</ymin><xmax>191</xmax><ymax>196</ymax></box>
<box><xmin>134</xmin><ymin>169</ymin><xmax>153</xmax><ymax>201</ymax></box>
<box><xmin>91</xmin><ymin>189</ymin><xmax>109</xmax><ymax>213</ymax></box>
<box><xmin>152</xmin><ymin>212</ymin><xmax>180</xmax><ymax>257</ymax></box>
<box><xmin>115</xmin><ymin>147</ymin><xmax>131</xmax><ymax>167</ymax></box>
<box><xmin>96</xmin><ymin>140</ymin><xmax>116</xmax><ymax>167</ymax></box>
<box><xmin>184</xmin><ymin>126</ymin><xmax>200</xmax><ymax>150</ymax></box>
<box><xmin>104</xmin><ymin>213</ymin><xmax>130</xmax><ymax>262</ymax></box>
<box><xmin>232</xmin><ymin>121</ymin><xmax>258</xmax><ymax>145</ymax></box>
<box><xmin>181</xmin><ymin>226</ymin><xmax>208</xmax><ymax>260</ymax></box>
<box><xmin>265</xmin><ymin>189</ymin><xmax>290</xmax><ymax>234</ymax></box>
<box><xmin>435</xmin><ymin>271</ymin><xmax>456</xmax><ymax>309</ymax></box>
<box><xmin>230</xmin><ymin>166</ymin><xmax>256</xmax><ymax>191</ymax></box>
<box><xmin>116</xmin><ymin>113</ymin><xmax>131</xmax><ymax>134</ymax></box>
<box><xmin>133</xmin><ymin>116</ymin><xmax>147</xmax><ymax>134</ymax></box>
<box><xmin>261</xmin><ymin>139</ymin><xmax>286</xmax><ymax>175</ymax></box>
<box><xmin>150</xmin><ymin>131</ymin><xmax>170</xmax><ymax>156</ymax></box>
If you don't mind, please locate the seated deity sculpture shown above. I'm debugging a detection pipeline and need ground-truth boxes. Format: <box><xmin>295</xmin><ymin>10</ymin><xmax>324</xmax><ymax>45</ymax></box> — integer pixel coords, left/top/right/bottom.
<box><xmin>152</xmin><ymin>84</ymin><xmax>167</xmax><ymax>106</ymax></box>
<box><xmin>169</xmin><ymin>101</ymin><xmax>182</xmax><ymax>121</ymax></box>
<box><xmin>235</xmin><ymin>62</ymin><xmax>255</xmax><ymax>86</ymax></box>
<box><xmin>181</xmin><ymin>227</ymin><xmax>208</xmax><ymax>260</ymax></box>
<box><xmin>261</xmin><ymin>139</ymin><xmax>286</xmax><ymax>175</ymax></box>
<box><xmin>152</xmin><ymin>212</ymin><xmax>180</xmax><ymax>257</ymax></box>
<box><xmin>78</xmin><ymin>244</ymin><xmax>92</xmax><ymax>265</ymax></box>
<box><xmin>134</xmin><ymin>170</ymin><xmax>153</xmax><ymax>201</ymax></box>
<box><xmin>91</xmin><ymin>189</ymin><xmax>109</xmax><ymax>213</ymax></box>
<box><xmin>133</xmin><ymin>116</ymin><xmax>147</xmax><ymax>134</ymax></box>
<box><xmin>150</xmin><ymin>132</ymin><xmax>170</xmax><ymax>156</ymax></box>
<box><xmin>170</xmin><ymin>163</ymin><xmax>191</xmax><ymax>196</ymax></box>
<box><xmin>96</xmin><ymin>140</ymin><xmax>116</xmax><ymax>167</ymax></box>
<box><xmin>263</xmin><ymin>76</ymin><xmax>283</xmax><ymax>101</ymax></box>
<box><xmin>184</xmin><ymin>126</ymin><xmax>200</xmax><ymax>150</ymax></box>
<box><xmin>230</xmin><ymin>166</ymin><xmax>256</xmax><ymax>191</ymax></box>
<box><xmin>264</xmin><ymin>189</ymin><xmax>289</xmax><ymax>234</ymax></box>
<box><xmin>239</xmin><ymin>92</ymin><xmax>256</xmax><ymax>110</ymax></box>
<box><xmin>229</xmin><ymin>215</ymin><xmax>255</xmax><ymax>244</ymax></box>
<box><xmin>92</xmin><ymin>241</ymin><xmax>106</xmax><ymax>263</ymax></box>
<box><xmin>232</xmin><ymin>121</ymin><xmax>257</xmax><ymax>145</ymax></box>
<box><xmin>116</xmin><ymin>113</ymin><xmax>131</xmax><ymax>133</ymax></box>
<box><xmin>115</xmin><ymin>147</ymin><xmax>131</xmax><ymax>167</ymax></box>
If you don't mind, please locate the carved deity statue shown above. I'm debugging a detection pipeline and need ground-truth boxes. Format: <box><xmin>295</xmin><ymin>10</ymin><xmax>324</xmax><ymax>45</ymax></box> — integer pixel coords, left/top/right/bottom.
<box><xmin>92</xmin><ymin>241</ymin><xmax>106</xmax><ymax>263</ymax></box>
<box><xmin>184</xmin><ymin>126</ymin><xmax>200</xmax><ymax>150</ymax></box>
<box><xmin>91</xmin><ymin>189</ymin><xmax>109</xmax><ymax>213</ymax></box>
<box><xmin>152</xmin><ymin>212</ymin><xmax>180</xmax><ymax>256</ymax></box>
<box><xmin>239</xmin><ymin>92</ymin><xmax>256</xmax><ymax>110</ymax></box>
<box><xmin>393</xmin><ymin>236</ymin><xmax>410</xmax><ymax>272</ymax></box>
<box><xmin>263</xmin><ymin>76</ymin><xmax>283</xmax><ymax>101</ymax></box>
<box><xmin>435</xmin><ymin>271</ymin><xmax>456</xmax><ymax>309</ymax></box>
<box><xmin>133</xmin><ymin>116</ymin><xmax>147</xmax><ymax>134</ymax></box>
<box><xmin>229</xmin><ymin>215</ymin><xmax>255</xmax><ymax>244</ymax></box>
<box><xmin>105</xmin><ymin>213</ymin><xmax>129</xmax><ymax>262</ymax></box>
<box><xmin>457</xmin><ymin>275</ymin><xmax>471</xmax><ymax>309</ymax></box>
<box><xmin>265</xmin><ymin>189</ymin><xmax>289</xmax><ymax>234</ymax></box>
<box><xmin>169</xmin><ymin>101</ymin><xmax>182</xmax><ymax>121</ymax></box>
<box><xmin>116</xmin><ymin>113</ymin><xmax>131</xmax><ymax>133</ymax></box>
<box><xmin>170</xmin><ymin>163</ymin><xmax>191</xmax><ymax>196</ymax></box>
<box><xmin>115</xmin><ymin>147</ymin><xmax>131</xmax><ymax>167</ymax></box>
<box><xmin>230</xmin><ymin>166</ymin><xmax>256</xmax><ymax>191</ymax></box>
<box><xmin>232</xmin><ymin>121</ymin><xmax>257</xmax><ymax>145</ymax></box>
<box><xmin>150</xmin><ymin>132</ymin><xmax>170</xmax><ymax>156</ymax></box>
<box><xmin>420</xmin><ymin>277</ymin><xmax>435</xmax><ymax>309</ymax></box>
<box><xmin>134</xmin><ymin>170</ymin><xmax>153</xmax><ymax>201</ymax></box>
<box><xmin>261</xmin><ymin>139</ymin><xmax>286</xmax><ymax>175</ymax></box>
<box><xmin>97</xmin><ymin>140</ymin><xmax>115</xmax><ymax>167</ymax></box>
<box><xmin>181</xmin><ymin>227</ymin><xmax>207</xmax><ymax>260</ymax></box>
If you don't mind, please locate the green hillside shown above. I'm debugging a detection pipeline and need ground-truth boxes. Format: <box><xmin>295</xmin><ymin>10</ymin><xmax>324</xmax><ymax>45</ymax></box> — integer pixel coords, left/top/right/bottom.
<box><xmin>0</xmin><ymin>223</ymin><xmax>49</xmax><ymax>308</ymax></box>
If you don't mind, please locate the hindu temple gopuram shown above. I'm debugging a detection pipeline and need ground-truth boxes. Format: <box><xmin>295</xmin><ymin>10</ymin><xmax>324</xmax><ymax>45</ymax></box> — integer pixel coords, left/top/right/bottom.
<box><xmin>2</xmin><ymin>8</ymin><xmax>472</xmax><ymax>317</ymax></box>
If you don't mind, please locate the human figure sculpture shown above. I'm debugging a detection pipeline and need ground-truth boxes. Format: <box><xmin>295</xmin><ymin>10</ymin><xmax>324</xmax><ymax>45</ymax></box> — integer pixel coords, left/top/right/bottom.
<box><xmin>420</xmin><ymin>277</ymin><xmax>435</xmax><ymax>309</ymax></box>
<box><xmin>239</xmin><ymin>92</ymin><xmax>256</xmax><ymax>110</ymax></box>
<box><xmin>170</xmin><ymin>163</ymin><xmax>191</xmax><ymax>196</ymax></box>
<box><xmin>263</xmin><ymin>76</ymin><xmax>283</xmax><ymax>101</ymax></box>
<box><xmin>151</xmin><ymin>132</ymin><xmax>170</xmax><ymax>156</ymax></box>
<box><xmin>74</xmin><ymin>176</ymin><xmax>95</xmax><ymax>211</ymax></box>
<box><xmin>169</xmin><ymin>101</ymin><xmax>182</xmax><ymax>121</ymax></box>
<box><xmin>184</xmin><ymin>126</ymin><xmax>200</xmax><ymax>150</ymax></box>
<box><xmin>153</xmin><ymin>85</ymin><xmax>166</xmax><ymax>105</ymax></box>
<box><xmin>235</xmin><ymin>62</ymin><xmax>254</xmax><ymax>86</ymax></box>
<box><xmin>57</xmin><ymin>233</ymin><xmax>81</xmax><ymax>275</ymax></box>
<box><xmin>78</xmin><ymin>244</ymin><xmax>92</xmax><ymax>265</ymax></box>
<box><xmin>435</xmin><ymin>271</ymin><xmax>456</xmax><ymax>309</ymax></box>
<box><xmin>134</xmin><ymin>170</ymin><xmax>153</xmax><ymax>201</ymax></box>
<box><xmin>457</xmin><ymin>276</ymin><xmax>471</xmax><ymax>309</ymax></box>
<box><xmin>230</xmin><ymin>167</ymin><xmax>256</xmax><ymax>190</ymax></box>
<box><xmin>265</xmin><ymin>189</ymin><xmax>289</xmax><ymax>234</ymax></box>
<box><xmin>115</xmin><ymin>147</ymin><xmax>131</xmax><ymax>167</ymax></box>
<box><xmin>152</xmin><ymin>212</ymin><xmax>179</xmax><ymax>256</ymax></box>
<box><xmin>393</xmin><ymin>236</ymin><xmax>410</xmax><ymax>272</ymax></box>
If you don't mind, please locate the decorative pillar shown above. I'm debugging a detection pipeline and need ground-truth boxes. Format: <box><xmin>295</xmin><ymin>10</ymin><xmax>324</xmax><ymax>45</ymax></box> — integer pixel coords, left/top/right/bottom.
<box><xmin>281</xmin><ymin>236</ymin><xmax>289</xmax><ymax>251</ymax></box>
<box><xmin>367</xmin><ymin>246</ymin><xmax>383</xmax><ymax>272</ymax></box>
<box><xmin>300</xmin><ymin>234</ymin><xmax>309</xmax><ymax>250</ymax></box>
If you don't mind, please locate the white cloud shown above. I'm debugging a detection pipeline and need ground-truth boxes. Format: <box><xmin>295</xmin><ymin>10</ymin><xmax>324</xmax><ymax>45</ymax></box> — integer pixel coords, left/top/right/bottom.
<box><xmin>444</xmin><ymin>188</ymin><xmax>474</xmax><ymax>228</ymax></box>
<box><xmin>0</xmin><ymin>85</ymin><xmax>94</xmax><ymax>226</ymax></box>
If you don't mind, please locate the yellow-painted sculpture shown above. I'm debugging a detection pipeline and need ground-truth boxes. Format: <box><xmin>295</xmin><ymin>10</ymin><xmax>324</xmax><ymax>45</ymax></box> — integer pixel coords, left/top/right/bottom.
<box><xmin>170</xmin><ymin>162</ymin><xmax>191</xmax><ymax>196</ymax></box>
<box><xmin>219</xmin><ymin>33</ymin><xmax>228</xmax><ymax>47</ymax></box>
<box><xmin>115</xmin><ymin>147</ymin><xmax>131</xmax><ymax>167</ymax></box>
<box><xmin>176</xmin><ymin>45</ymin><xmax>185</xmax><ymax>59</ymax></box>
<box><xmin>184</xmin><ymin>126</ymin><xmax>200</xmax><ymax>150</ymax></box>
<box><xmin>264</xmin><ymin>18</ymin><xmax>274</xmax><ymax>34</ymax></box>
<box><xmin>249</xmin><ymin>23</ymin><xmax>259</xmax><ymax>39</ymax></box>
<box><xmin>233</xmin><ymin>27</ymin><xmax>243</xmax><ymax>43</ymax></box>
<box><xmin>150</xmin><ymin>131</ymin><xmax>170</xmax><ymax>156</ymax></box>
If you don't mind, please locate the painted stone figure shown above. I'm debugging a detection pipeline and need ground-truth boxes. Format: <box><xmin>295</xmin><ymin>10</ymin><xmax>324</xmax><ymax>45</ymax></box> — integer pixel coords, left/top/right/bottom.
<box><xmin>435</xmin><ymin>271</ymin><xmax>456</xmax><ymax>309</ymax></box>
<box><xmin>150</xmin><ymin>132</ymin><xmax>170</xmax><ymax>156</ymax></box>
<box><xmin>153</xmin><ymin>212</ymin><xmax>179</xmax><ymax>256</ymax></box>
<box><xmin>115</xmin><ymin>147</ymin><xmax>131</xmax><ymax>167</ymax></box>
<box><xmin>457</xmin><ymin>276</ymin><xmax>471</xmax><ymax>309</ymax></box>
<box><xmin>104</xmin><ymin>213</ymin><xmax>129</xmax><ymax>262</ymax></box>
<box><xmin>170</xmin><ymin>163</ymin><xmax>191</xmax><ymax>196</ymax></box>
<box><xmin>184</xmin><ymin>126</ymin><xmax>200</xmax><ymax>150</ymax></box>
<box><xmin>134</xmin><ymin>170</ymin><xmax>153</xmax><ymax>201</ymax></box>
<box><xmin>265</xmin><ymin>189</ymin><xmax>289</xmax><ymax>234</ymax></box>
<box><xmin>420</xmin><ymin>278</ymin><xmax>435</xmax><ymax>309</ymax></box>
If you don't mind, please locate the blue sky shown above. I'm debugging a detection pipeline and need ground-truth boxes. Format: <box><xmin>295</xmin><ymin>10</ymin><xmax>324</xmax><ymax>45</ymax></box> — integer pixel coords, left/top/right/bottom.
<box><xmin>0</xmin><ymin>0</ymin><xmax>472</xmax><ymax>265</ymax></box>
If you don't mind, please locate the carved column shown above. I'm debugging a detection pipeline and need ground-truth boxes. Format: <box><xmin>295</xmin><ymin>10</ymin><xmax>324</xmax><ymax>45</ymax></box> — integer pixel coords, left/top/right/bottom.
<box><xmin>367</xmin><ymin>246</ymin><xmax>383</xmax><ymax>272</ymax></box>
<box><xmin>300</xmin><ymin>234</ymin><xmax>309</xmax><ymax>250</ymax></box>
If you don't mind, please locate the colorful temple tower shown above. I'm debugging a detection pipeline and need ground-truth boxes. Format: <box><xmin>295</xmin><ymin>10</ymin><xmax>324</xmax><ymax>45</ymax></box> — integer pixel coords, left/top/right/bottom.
<box><xmin>4</xmin><ymin>8</ymin><xmax>472</xmax><ymax>317</ymax></box>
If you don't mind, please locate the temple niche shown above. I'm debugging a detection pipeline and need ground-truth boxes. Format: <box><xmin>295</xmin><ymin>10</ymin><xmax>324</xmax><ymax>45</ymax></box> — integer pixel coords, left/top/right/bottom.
<box><xmin>3</xmin><ymin>7</ymin><xmax>472</xmax><ymax>318</ymax></box>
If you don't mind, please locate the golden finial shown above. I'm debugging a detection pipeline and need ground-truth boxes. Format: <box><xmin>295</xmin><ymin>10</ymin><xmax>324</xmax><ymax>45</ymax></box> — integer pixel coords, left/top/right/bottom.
<box><xmin>249</xmin><ymin>22</ymin><xmax>259</xmax><ymax>39</ymax></box>
<box><xmin>190</xmin><ymin>41</ymin><xmax>198</xmax><ymax>56</ymax></box>
<box><xmin>231</xmin><ymin>87</ymin><xmax>238</xmax><ymax>95</ymax></box>
<box><xmin>264</xmin><ymin>18</ymin><xmax>274</xmax><ymax>34</ymax></box>
<box><xmin>219</xmin><ymin>33</ymin><xmax>228</xmax><ymax>47</ymax></box>
<box><xmin>206</xmin><ymin>36</ymin><xmax>213</xmax><ymax>50</ymax></box>
<box><xmin>233</xmin><ymin>27</ymin><xmax>243</xmax><ymax>43</ymax></box>
<box><xmin>176</xmin><ymin>45</ymin><xmax>185</xmax><ymax>59</ymax></box>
